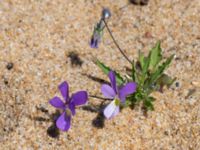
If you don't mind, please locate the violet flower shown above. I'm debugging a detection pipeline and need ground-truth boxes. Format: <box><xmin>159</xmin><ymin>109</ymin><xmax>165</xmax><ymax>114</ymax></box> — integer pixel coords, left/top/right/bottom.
<box><xmin>90</xmin><ymin>31</ymin><xmax>101</xmax><ymax>48</ymax></box>
<box><xmin>49</xmin><ymin>81</ymin><xmax>88</xmax><ymax>131</ymax></box>
<box><xmin>90</xmin><ymin>22</ymin><xmax>103</xmax><ymax>48</ymax></box>
<box><xmin>90</xmin><ymin>8</ymin><xmax>111</xmax><ymax>48</ymax></box>
<box><xmin>101</xmin><ymin>71</ymin><xmax>137</xmax><ymax>119</ymax></box>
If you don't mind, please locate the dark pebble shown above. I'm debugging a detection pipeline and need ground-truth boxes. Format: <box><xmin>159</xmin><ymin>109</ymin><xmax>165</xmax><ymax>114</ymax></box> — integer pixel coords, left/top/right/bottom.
<box><xmin>4</xmin><ymin>80</ymin><xmax>8</xmax><ymax>85</ymax></box>
<box><xmin>175</xmin><ymin>82</ymin><xmax>180</xmax><ymax>87</ymax></box>
<box><xmin>6</xmin><ymin>62</ymin><xmax>14</xmax><ymax>70</ymax></box>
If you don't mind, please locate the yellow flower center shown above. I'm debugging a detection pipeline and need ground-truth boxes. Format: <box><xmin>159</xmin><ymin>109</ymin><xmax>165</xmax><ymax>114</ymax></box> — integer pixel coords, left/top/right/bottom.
<box><xmin>114</xmin><ymin>99</ymin><xmax>120</xmax><ymax>106</ymax></box>
<box><xmin>65</xmin><ymin>108</ymin><xmax>71</xmax><ymax>116</ymax></box>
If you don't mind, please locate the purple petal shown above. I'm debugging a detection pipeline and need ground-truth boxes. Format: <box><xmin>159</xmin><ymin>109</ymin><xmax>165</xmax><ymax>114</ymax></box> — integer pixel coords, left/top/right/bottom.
<box><xmin>90</xmin><ymin>37</ymin><xmax>98</xmax><ymax>48</ymax></box>
<box><xmin>119</xmin><ymin>82</ymin><xmax>137</xmax><ymax>102</ymax></box>
<box><xmin>69</xmin><ymin>102</ymin><xmax>76</xmax><ymax>115</ymax></box>
<box><xmin>90</xmin><ymin>30</ymin><xmax>101</xmax><ymax>48</ymax></box>
<box><xmin>104</xmin><ymin>100</ymin><xmax>120</xmax><ymax>119</ymax></box>
<box><xmin>71</xmin><ymin>91</ymin><xmax>88</xmax><ymax>106</ymax></box>
<box><xmin>49</xmin><ymin>96</ymin><xmax>65</xmax><ymax>109</ymax></box>
<box><xmin>108</xmin><ymin>71</ymin><xmax>117</xmax><ymax>93</ymax></box>
<box><xmin>101</xmin><ymin>84</ymin><xmax>116</xmax><ymax>99</ymax></box>
<box><xmin>58</xmin><ymin>81</ymin><xmax>69</xmax><ymax>102</ymax></box>
<box><xmin>56</xmin><ymin>112</ymin><xmax>71</xmax><ymax>131</ymax></box>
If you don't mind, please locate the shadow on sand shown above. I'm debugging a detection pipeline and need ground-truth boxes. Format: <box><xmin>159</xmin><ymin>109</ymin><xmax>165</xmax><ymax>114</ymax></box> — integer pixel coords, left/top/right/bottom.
<box><xmin>82</xmin><ymin>100</ymin><xmax>107</xmax><ymax>129</ymax></box>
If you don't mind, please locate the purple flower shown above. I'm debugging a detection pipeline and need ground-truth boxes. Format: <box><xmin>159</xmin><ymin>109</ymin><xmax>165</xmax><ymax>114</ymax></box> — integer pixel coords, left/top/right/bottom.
<box><xmin>90</xmin><ymin>29</ymin><xmax>102</xmax><ymax>48</ymax></box>
<box><xmin>90</xmin><ymin>19</ymin><xmax>104</xmax><ymax>49</ymax></box>
<box><xmin>101</xmin><ymin>71</ymin><xmax>137</xmax><ymax>119</ymax></box>
<box><xmin>49</xmin><ymin>81</ymin><xmax>88</xmax><ymax>131</ymax></box>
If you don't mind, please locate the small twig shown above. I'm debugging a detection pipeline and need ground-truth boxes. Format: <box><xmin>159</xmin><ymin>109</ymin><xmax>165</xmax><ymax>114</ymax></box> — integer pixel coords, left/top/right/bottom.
<box><xmin>103</xmin><ymin>19</ymin><xmax>132</xmax><ymax>64</ymax></box>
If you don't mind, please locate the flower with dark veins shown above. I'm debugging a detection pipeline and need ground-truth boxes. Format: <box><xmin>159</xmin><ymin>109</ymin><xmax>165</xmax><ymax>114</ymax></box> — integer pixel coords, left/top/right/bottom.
<box><xmin>90</xmin><ymin>8</ymin><xmax>111</xmax><ymax>48</ymax></box>
<box><xmin>49</xmin><ymin>81</ymin><xmax>88</xmax><ymax>131</ymax></box>
<box><xmin>90</xmin><ymin>21</ymin><xmax>104</xmax><ymax>48</ymax></box>
<box><xmin>101</xmin><ymin>71</ymin><xmax>137</xmax><ymax>119</ymax></box>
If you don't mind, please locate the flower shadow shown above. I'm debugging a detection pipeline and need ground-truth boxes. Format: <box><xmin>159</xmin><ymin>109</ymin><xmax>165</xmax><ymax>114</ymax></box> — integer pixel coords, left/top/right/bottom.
<box><xmin>82</xmin><ymin>97</ymin><xmax>107</xmax><ymax>129</ymax></box>
<box><xmin>92</xmin><ymin>111</ymin><xmax>105</xmax><ymax>129</ymax></box>
<box><xmin>67</xmin><ymin>51</ymin><xmax>83</xmax><ymax>67</ymax></box>
<box><xmin>33</xmin><ymin>106</ymin><xmax>60</xmax><ymax>138</ymax></box>
<box><xmin>46</xmin><ymin>110</ymin><xmax>60</xmax><ymax>138</ymax></box>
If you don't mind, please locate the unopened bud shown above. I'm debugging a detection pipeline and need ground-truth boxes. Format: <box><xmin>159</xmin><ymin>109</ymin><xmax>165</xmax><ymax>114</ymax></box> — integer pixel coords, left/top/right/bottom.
<box><xmin>102</xmin><ymin>8</ymin><xmax>111</xmax><ymax>19</ymax></box>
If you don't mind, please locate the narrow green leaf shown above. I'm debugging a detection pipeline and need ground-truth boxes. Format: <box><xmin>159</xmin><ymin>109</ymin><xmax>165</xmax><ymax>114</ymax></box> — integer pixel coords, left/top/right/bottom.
<box><xmin>131</xmin><ymin>61</ymin><xmax>138</xmax><ymax>82</ymax></box>
<box><xmin>157</xmin><ymin>74</ymin><xmax>176</xmax><ymax>88</ymax></box>
<box><xmin>148</xmin><ymin>54</ymin><xmax>174</xmax><ymax>87</ymax></box>
<box><xmin>139</xmin><ymin>51</ymin><xmax>145</xmax><ymax>70</ymax></box>
<box><xmin>142</xmin><ymin>56</ymin><xmax>150</xmax><ymax>74</ymax></box>
<box><xmin>149</xmin><ymin>41</ymin><xmax>162</xmax><ymax>71</ymax></box>
<box><xmin>139</xmin><ymin>55</ymin><xmax>150</xmax><ymax>85</ymax></box>
<box><xmin>95</xmin><ymin>59</ymin><xmax>125</xmax><ymax>85</ymax></box>
<box><xmin>95</xmin><ymin>59</ymin><xmax>110</xmax><ymax>74</ymax></box>
<box><xmin>144</xmin><ymin>97</ymin><xmax>154</xmax><ymax>111</ymax></box>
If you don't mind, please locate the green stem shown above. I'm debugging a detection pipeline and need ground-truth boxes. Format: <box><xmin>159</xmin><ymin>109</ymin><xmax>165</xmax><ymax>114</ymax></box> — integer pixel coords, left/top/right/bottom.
<box><xmin>103</xmin><ymin>19</ymin><xmax>132</xmax><ymax>64</ymax></box>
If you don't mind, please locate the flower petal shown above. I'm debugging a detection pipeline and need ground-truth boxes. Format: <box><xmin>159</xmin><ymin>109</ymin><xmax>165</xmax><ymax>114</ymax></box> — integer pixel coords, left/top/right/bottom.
<box><xmin>90</xmin><ymin>29</ymin><xmax>101</xmax><ymax>48</ymax></box>
<box><xmin>69</xmin><ymin>102</ymin><xmax>76</xmax><ymax>115</ymax></box>
<box><xmin>58</xmin><ymin>81</ymin><xmax>69</xmax><ymax>102</ymax></box>
<box><xmin>49</xmin><ymin>96</ymin><xmax>65</xmax><ymax>109</ymax></box>
<box><xmin>104</xmin><ymin>100</ymin><xmax>120</xmax><ymax>119</ymax></box>
<box><xmin>56</xmin><ymin>112</ymin><xmax>71</xmax><ymax>131</ymax></box>
<box><xmin>101</xmin><ymin>84</ymin><xmax>116</xmax><ymax>99</ymax></box>
<box><xmin>112</xmin><ymin>105</ymin><xmax>120</xmax><ymax>117</ymax></box>
<box><xmin>90</xmin><ymin>37</ymin><xmax>98</xmax><ymax>48</ymax></box>
<box><xmin>119</xmin><ymin>82</ymin><xmax>137</xmax><ymax>102</ymax></box>
<box><xmin>108</xmin><ymin>71</ymin><xmax>117</xmax><ymax>93</ymax></box>
<box><xmin>71</xmin><ymin>91</ymin><xmax>88</xmax><ymax>106</ymax></box>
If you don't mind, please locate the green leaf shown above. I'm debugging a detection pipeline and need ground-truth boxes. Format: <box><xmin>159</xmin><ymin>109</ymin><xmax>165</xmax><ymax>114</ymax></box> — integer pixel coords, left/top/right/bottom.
<box><xmin>131</xmin><ymin>61</ymin><xmax>137</xmax><ymax>82</ymax></box>
<box><xmin>149</xmin><ymin>41</ymin><xmax>162</xmax><ymax>71</ymax></box>
<box><xmin>157</xmin><ymin>74</ymin><xmax>176</xmax><ymax>88</ymax></box>
<box><xmin>144</xmin><ymin>97</ymin><xmax>155</xmax><ymax>111</ymax></box>
<box><xmin>95</xmin><ymin>59</ymin><xmax>125</xmax><ymax>85</ymax></box>
<box><xmin>142</xmin><ymin>56</ymin><xmax>150</xmax><ymax>75</ymax></box>
<box><xmin>139</xmin><ymin>51</ymin><xmax>150</xmax><ymax>74</ymax></box>
<box><xmin>147</xmin><ymin>54</ymin><xmax>174</xmax><ymax>88</ymax></box>
<box><xmin>139</xmin><ymin>51</ymin><xmax>145</xmax><ymax>70</ymax></box>
<box><xmin>124</xmin><ymin>98</ymin><xmax>132</xmax><ymax>107</ymax></box>
<box><xmin>139</xmin><ymin>55</ymin><xmax>150</xmax><ymax>85</ymax></box>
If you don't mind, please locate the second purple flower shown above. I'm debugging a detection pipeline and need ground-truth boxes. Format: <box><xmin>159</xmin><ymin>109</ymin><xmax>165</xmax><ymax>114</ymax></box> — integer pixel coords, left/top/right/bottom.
<box><xmin>101</xmin><ymin>71</ymin><xmax>137</xmax><ymax>119</ymax></box>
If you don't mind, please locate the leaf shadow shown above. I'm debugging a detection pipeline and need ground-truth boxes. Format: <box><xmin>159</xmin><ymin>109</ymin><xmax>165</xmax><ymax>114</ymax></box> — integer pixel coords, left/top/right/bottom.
<box><xmin>129</xmin><ymin>0</ymin><xmax>149</xmax><ymax>6</ymax></box>
<box><xmin>82</xmin><ymin>73</ymin><xmax>109</xmax><ymax>85</ymax></box>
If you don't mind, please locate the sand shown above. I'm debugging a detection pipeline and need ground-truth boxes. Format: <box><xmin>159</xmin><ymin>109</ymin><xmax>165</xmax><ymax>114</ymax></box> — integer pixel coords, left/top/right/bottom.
<box><xmin>0</xmin><ymin>0</ymin><xmax>200</xmax><ymax>149</ymax></box>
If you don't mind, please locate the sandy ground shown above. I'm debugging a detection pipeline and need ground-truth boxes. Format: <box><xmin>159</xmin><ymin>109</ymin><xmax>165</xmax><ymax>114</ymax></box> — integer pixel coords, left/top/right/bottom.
<box><xmin>0</xmin><ymin>0</ymin><xmax>200</xmax><ymax>149</ymax></box>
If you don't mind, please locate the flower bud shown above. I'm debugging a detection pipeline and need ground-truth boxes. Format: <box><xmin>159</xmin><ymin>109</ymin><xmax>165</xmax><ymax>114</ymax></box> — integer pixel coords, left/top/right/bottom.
<box><xmin>102</xmin><ymin>8</ymin><xmax>111</xmax><ymax>19</ymax></box>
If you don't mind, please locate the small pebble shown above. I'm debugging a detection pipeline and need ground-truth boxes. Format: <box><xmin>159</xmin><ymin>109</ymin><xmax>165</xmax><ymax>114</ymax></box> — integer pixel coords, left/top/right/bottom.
<box><xmin>175</xmin><ymin>82</ymin><xmax>180</xmax><ymax>87</ymax></box>
<box><xmin>191</xmin><ymin>81</ymin><xmax>200</xmax><ymax>87</ymax></box>
<box><xmin>4</xmin><ymin>80</ymin><xmax>8</xmax><ymax>85</ymax></box>
<box><xmin>6</xmin><ymin>62</ymin><xmax>14</xmax><ymax>70</ymax></box>
<box><xmin>144</xmin><ymin>31</ymin><xmax>153</xmax><ymax>38</ymax></box>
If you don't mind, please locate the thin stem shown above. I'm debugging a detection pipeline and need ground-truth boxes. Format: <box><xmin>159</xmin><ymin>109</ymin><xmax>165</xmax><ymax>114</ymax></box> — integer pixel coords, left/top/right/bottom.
<box><xmin>103</xmin><ymin>19</ymin><xmax>132</xmax><ymax>64</ymax></box>
<box><xmin>89</xmin><ymin>95</ymin><xmax>108</xmax><ymax>101</ymax></box>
